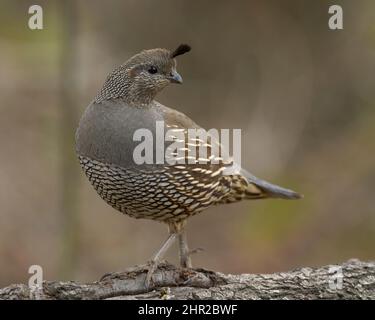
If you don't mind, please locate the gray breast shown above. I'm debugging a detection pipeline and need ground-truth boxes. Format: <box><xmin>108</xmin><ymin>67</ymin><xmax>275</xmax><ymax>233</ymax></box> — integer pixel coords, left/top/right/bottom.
<box><xmin>75</xmin><ymin>99</ymin><xmax>165</xmax><ymax>169</ymax></box>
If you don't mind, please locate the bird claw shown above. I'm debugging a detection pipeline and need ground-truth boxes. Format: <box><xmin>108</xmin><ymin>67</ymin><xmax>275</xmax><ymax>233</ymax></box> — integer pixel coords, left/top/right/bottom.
<box><xmin>189</xmin><ymin>247</ymin><xmax>204</xmax><ymax>256</ymax></box>
<box><xmin>144</xmin><ymin>260</ymin><xmax>158</xmax><ymax>290</ymax></box>
<box><xmin>99</xmin><ymin>271</ymin><xmax>118</xmax><ymax>281</ymax></box>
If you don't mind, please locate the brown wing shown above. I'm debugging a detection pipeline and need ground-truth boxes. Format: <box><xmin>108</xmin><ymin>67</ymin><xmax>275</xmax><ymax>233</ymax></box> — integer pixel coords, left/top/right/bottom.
<box><xmin>156</xmin><ymin>103</ymin><xmax>266</xmax><ymax>204</ymax></box>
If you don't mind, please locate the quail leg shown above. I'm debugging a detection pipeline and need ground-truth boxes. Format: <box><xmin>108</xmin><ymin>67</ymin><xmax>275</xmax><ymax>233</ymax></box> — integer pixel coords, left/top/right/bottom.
<box><xmin>178</xmin><ymin>229</ymin><xmax>192</xmax><ymax>268</ymax></box>
<box><xmin>145</xmin><ymin>232</ymin><xmax>177</xmax><ymax>288</ymax></box>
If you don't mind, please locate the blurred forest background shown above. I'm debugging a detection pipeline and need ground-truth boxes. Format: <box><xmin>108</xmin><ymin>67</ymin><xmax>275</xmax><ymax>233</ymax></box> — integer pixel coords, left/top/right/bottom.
<box><xmin>0</xmin><ymin>0</ymin><xmax>374</xmax><ymax>287</ymax></box>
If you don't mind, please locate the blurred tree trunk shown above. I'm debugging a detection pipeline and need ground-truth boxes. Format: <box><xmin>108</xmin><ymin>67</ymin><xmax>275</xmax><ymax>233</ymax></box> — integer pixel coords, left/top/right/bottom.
<box><xmin>57</xmin><ymin>0</ymin><xmax>81</xmax><ymax>279</ymax></box>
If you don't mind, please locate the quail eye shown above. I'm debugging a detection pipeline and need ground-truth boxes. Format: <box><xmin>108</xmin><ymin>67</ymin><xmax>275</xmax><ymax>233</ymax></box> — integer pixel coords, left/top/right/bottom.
<box><xmin>148</xmin><ymin>66</ymin><xmax>158</xmax><ymax>74</ymax></box>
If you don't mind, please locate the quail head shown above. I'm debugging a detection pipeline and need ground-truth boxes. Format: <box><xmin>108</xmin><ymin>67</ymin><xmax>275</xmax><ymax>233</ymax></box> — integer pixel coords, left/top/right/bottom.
<box><xmin>75</xmin><ymin>44</ymin><xmax>302</xmax><ymax>287</ymax></box>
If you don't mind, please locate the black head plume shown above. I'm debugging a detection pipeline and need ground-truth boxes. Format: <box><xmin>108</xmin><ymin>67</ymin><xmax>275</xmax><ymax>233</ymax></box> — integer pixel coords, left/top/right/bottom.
<box><xmin>171</xmin><ymin>44</ymin><xmax>191</xmax><ymax>58</ymax></box>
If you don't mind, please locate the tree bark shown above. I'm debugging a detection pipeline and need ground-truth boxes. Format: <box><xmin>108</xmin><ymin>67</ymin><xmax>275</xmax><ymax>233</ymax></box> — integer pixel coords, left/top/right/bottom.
<box><xmin>0</xmin><ymin>259</ymin><xmax>374</xmax><ymax>300</ymax></box>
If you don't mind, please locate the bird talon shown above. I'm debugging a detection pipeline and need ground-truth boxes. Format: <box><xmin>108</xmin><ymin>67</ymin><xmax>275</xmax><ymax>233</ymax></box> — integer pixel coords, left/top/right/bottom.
<box><xmin>99</xmin><ymin>271</ymin><xmax>117</xmax><ymax>281</ymax></box>
<box><xmin>189</xmin><ymin>247</ymin><xmax>204</xmax><ymax>256</ymax></box>
<box><xmin>145</xmin><ymin>260</ymin><xmax>158</xmax><ymax>290</ymax></box>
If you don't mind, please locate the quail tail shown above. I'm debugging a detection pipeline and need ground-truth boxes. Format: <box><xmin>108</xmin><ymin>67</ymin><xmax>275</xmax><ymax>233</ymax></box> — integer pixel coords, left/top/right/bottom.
<box><xmin>241</xmin><ymin>169</ymin><xmax>302</xmax><ymax>200</ymax></box>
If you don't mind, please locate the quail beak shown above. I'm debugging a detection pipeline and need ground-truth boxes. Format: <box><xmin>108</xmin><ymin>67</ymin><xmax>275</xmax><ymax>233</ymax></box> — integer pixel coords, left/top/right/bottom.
<box><xmin>169</xmin><ymin>70</ymin><xmax>183</xmax><ymax>84</ymax></box>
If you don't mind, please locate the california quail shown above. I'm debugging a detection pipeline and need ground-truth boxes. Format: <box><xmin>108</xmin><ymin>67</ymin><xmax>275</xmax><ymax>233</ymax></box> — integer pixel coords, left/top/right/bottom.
<box><xmin>75</xmin><ymin>44</ymin><xmax>301</xmax><ymax>285</ymax></box>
